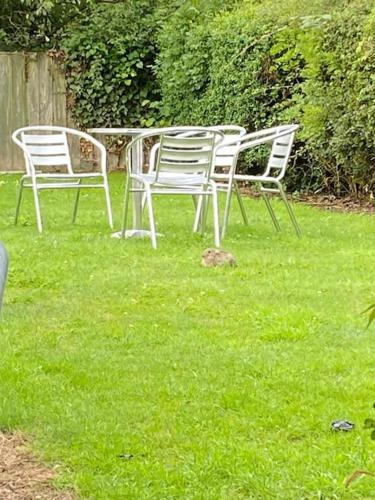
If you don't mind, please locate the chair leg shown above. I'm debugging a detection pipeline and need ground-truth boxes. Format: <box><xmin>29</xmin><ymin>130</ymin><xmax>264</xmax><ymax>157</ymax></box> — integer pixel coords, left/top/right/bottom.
<box><xmin>103</xmin><ymin>178</ymin><xmax>113</xmax><ymax>229</ymax></box>
<box><xmin>121</xmin><ymin>176</ymin><xmax>131</xmax><ymax>238</ymax></box>
<box><xmin>221</xmin><ymin>179</ymin><xmax>234</xmax><ymax>240</ymax></box>
<box><xmin>234</xmin><ymin>181</ymin><xmax>248</xmax><ymax>226</ymax></box>
<box><xmin>15</xmin><ymin>178</ymin><xmax>25</xmax><ymax>225</ymax></box>
<box><xmin>279</xmin><ymin>185</ymin><xmax>301</xmax><ymax>237</ymax></box>
<box><xmin>200</xmin><ymin>192</ymin><xmax>208</xmax><ymax>237</ymax></box>
<box><xmin>141</xmin><ymin>193</ymin><xmax>147</xmax><ymax>213</ymax></box>
<box><xmin>211</xmin><ymin>187</ymin><xmax>221</xmax><ymax>247</ymax></box>
<box><xmin>261</xmin><ymin>192</ymin><xmax>281</xmax><ymax>232</ymax></box>
<box><xmin>145</xmin><ymin>187</ymin><xmax>157</xmax><ymax>249</ymax></box>
<box><xmin>72</xmin><ymin>179</ymin><xmax>82</xmax><ymax>224</ymax></box>
<box><xmin>193</xmin><ymin>195</ymin><xmax>203</xmax><ymax>233</ymax></box>
<box><xmin>192</xmin><ymin>195</ymin><xmax>198</xmax><ymax>210</ymax></box>
<box><xmin>31</xmin><ymin>183</ymin><xmax>43</xmax><ymax>233</ymax></box>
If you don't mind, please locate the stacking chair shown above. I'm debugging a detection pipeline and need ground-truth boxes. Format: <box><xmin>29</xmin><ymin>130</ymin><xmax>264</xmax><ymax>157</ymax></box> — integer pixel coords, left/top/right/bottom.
<box><xmin>121</xmin><ymin>127</ymin><xmax>224</xmax><ymax>249</ymax></box>
<box><xmin>148</xmin><ymin>125</ymin><xmax>248</xmax><ymax>231</ymax></box>
<box><xmin>12</xmin><ymin>126</ymin><xmax>113</xmax><ymax>232</ymax></box>
<box><xmin>196</xmin><ymin>125</ymin><xmax>248</xmax><ymax>230</ymax></box>
<box><xmin>209</xmin><ymin>124</ymin><xmax>301</xmax><ymax>238</ymax></box>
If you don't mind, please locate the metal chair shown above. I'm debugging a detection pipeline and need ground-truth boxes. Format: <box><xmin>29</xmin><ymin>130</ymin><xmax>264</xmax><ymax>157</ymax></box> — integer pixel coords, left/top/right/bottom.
<box><xmin>210</xmin><ymin>124</ymin><xmax>301</xmax><ymax>238</ymax></box>
<box><xmin>12</xmin><ymin>126</ymin><xmax>113</xmax><ymax>232</ymax></box>
<box><xmin>149</xmin><ymin>125</ymin><xmax>248</xmax><ymax>231</ymax></box>
<box><xmin>121</xmin><ymin>127</ymin><xmax>224</xmax><ymax>249</ymax></box>
<box><xmin>194</xmin><ymin>125</ymin><xmax>248</xmax><ymax>231</ymax></box>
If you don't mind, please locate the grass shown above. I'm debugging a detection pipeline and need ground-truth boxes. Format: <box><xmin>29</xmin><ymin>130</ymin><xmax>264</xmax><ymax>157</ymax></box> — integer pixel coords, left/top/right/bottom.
<box><xmin>0</xmin><ymin>171</ymin><xmax>374</xmax><ymax>499</ymax></box>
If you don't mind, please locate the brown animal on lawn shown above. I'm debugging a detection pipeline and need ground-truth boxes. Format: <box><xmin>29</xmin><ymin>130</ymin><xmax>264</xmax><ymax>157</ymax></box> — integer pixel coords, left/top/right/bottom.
<box><xmin>201</xmin><ymin>248</ymin><xmax>236</xmax><ymax>267</ymax></box>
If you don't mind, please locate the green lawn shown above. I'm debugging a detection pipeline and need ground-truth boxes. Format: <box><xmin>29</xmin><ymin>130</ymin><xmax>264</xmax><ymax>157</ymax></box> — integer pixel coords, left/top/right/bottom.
<box><xmin>0</xmin><ymin>172</ymin><xmax>374</xmax><ymax>499</ymax></box>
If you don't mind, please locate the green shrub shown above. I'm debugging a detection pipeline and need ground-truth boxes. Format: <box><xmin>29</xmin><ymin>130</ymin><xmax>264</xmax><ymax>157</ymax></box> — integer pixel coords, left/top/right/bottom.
<box><xmin>63</xmin><ymin>1</ymin><xmax>167</xmax><ymax>128</ymax></box>
<box><xmin>0</xmin><ymin>0</ymin><xmax>93</xmax><ymax>51</ymax></box>
<box><xmin>156</xmin><ymin>0</ymin><xmax>375</xmax><ymax>196</ymax></box>
<box><xmin>293</xmin><ymin>2</ymin><xmax>375</xmax><ymax>195</ymax></box>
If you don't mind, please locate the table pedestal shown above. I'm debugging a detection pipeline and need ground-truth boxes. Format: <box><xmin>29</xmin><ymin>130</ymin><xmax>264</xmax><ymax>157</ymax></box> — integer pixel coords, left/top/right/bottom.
<box><xmin>88</xmin><ymin>127</ymin><xmax>158</xmax><ymax>239</ymax></box>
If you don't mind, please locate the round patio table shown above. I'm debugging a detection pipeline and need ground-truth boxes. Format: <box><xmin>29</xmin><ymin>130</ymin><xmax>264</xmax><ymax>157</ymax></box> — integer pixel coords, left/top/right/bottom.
<box><xmin>88</xmin><ymin>127</ymin><xmax>159</xmax><ymax>239</ymax></box>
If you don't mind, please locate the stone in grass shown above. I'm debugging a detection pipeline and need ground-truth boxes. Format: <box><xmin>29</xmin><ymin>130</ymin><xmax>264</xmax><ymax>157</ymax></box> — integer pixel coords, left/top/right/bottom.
<box><xmin>201</xmin><ymin>248</ymin><xmax>236</xmax><ymax>267</ymax></box>
<box><xmin>331</xmin><ymin>420</ymin><xmax>355</xmax><ymax>431</ymax></box>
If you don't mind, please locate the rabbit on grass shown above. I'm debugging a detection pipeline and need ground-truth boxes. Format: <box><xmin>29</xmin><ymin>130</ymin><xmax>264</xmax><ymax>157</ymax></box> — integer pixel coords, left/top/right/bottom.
<box><xmin>201</xmin><ymin>248</ymin><xmax>236</xmax><ymax>267</ymax></box>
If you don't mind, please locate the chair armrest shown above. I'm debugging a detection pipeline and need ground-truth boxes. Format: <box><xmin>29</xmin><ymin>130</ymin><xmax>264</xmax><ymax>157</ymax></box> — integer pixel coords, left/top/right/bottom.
<box><xmin>148</xmin><ymin>143</ymin><xmax>160</xmax><ymax>173</ymax></box>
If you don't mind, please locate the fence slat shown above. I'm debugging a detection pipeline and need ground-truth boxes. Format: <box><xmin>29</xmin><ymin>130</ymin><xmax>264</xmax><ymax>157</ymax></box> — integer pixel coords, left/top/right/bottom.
<box><xmin>26</xmin><ymin>53</ymin><xmax>40</xmax><ymax>127</ymax></box>
<box><xmin>11</xmin><ymin>53</ymin><xmax>27</xmax><ymax>170</ymax></box>
<box><xmin>0</xmin><ymin>52</ymin><xmax>69</xmax><ymax>171</ymax></box>
<box><xmin>38</xmin><ymin>53</ymin><xmax>53</xmax><ymax>125</ymax></box>
<box><xmin>0</xmin><ymin>54</ymin><xmax>13</xmax><ymax>170</ymax></box>
<box><xmin>51</xmin><ymin>57</ymin><xmax>66</xmax><ymax>126</ymax></box>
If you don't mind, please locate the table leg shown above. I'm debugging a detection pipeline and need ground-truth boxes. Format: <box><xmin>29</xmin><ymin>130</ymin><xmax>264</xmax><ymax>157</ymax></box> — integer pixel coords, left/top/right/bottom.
<box><xmin>113</xmin><ymin>135</ymin><xmax>162</xmax><ymax>239</ymax></box>
<box><xmin>132</xmin><ymin>139</ymin><xmax>143</xmax><ymax>230</ymax></box>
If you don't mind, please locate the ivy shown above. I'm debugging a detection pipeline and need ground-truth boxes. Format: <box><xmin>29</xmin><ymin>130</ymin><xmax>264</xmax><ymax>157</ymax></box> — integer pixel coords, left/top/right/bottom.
<box><xmin>63</xmin><ymin>2</ymin><xmax>157</xmax><ymax>128</ymax></box>
<box><xmin>0</xmin><ymin>0</ymin><xmax>94</xmax><ymax>51</ymax></box>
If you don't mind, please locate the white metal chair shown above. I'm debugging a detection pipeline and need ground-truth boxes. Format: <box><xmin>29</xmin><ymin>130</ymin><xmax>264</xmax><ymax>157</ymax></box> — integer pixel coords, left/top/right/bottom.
<box><xmin>209</xmin><ymin>124</ymin><xmax>301</xmax><ymax>238</ymax></box>
<box><xmin>121</xmin><ymin>127</ymin><xmax>224</xmax><ymax>249</ymax></box>
<box><xmin>148</xmin><ymin>125</ymin><xmax>248</xmax><ymax>230</ymax></box>
<box><xmin>12</xmin><ymin>126</ymin><xmax>113</xmax><ymax>232</ymax></box>
<box><xmin>195</xmin><ymin>125</ymin><xmax>248</xmax><ymax>231</ymax></box>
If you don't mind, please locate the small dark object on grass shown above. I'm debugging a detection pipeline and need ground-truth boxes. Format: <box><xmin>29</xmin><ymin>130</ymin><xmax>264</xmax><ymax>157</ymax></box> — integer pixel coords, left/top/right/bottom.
<box><xmin>118</xmin><ymin>453</ymin><xmax>133</xmax><ymax>460</ymax></box>
<box><xmin>364</xmin><ymin>409</ymin><xmax>375</xmax><ymax>440</ymax></box>
<box><xmin>201</xmin><ymin>248</ymin><xmax>236</xmax><ymax>267</ymax></box>
<box><xmin>331</xmin><ymin>420</ymin><xmax>355</xmax><ymax>431</ymax></box>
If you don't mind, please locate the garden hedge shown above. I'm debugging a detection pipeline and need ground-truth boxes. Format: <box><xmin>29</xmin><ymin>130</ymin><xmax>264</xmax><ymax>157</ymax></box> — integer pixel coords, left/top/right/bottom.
<box><xmin>156</xmin><ymin>0</ymin><xmax>375</xmax><ymax>195</ymax></box>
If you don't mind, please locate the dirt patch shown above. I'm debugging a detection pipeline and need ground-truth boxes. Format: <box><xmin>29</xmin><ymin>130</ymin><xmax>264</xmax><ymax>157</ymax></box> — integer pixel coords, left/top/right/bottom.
<box><xmin>296</xmin><ymin>194</ymin><xmax>374</xmax><ymax>214</ymax></box>
<box><xmin>240</xmin><ymin>187</ymin><xmax>374</xmax><ymax>214</ymax></box>
<box><xmin>0</xmin><ymin>432</ymin><xmax>75</xmax><ymax>500</ymax></box>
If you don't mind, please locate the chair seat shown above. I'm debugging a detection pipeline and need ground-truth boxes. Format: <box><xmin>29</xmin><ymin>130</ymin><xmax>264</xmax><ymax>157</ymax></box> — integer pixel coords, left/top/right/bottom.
<box><xmin>27</xmin><ymin>172</ymin><xmax>104</xmax><ymax>179</ymax></box>
<box><xmin>233</xmin><ymin>174</ymin><xmax>279</xmax><ymax>183</ymax></box>
<box><xmin>132</xmin><ymin>172</ymin><xmax>207</xmax><ymax>187</ymax></box>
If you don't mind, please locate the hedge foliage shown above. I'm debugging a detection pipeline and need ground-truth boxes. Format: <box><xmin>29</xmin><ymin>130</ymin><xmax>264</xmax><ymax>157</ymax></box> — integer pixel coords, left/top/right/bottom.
<box><xmin>62</xmin><ymin>1</ymin><xmax>166</xmax><ymax>128</ymax></box>
<box><xmin>156</xmin><ymin>0</ymin><xmax>375</xmax><ymax>195</ymax></box>
<box><xmin>0</xmin><ymin>0</ymin><xmax>93</xmax><ymax>51</ymax></box>
<box><xmin>1</xmin><ymin>0</ymin><xmax>374</xmax><ymax>195</ymax></box>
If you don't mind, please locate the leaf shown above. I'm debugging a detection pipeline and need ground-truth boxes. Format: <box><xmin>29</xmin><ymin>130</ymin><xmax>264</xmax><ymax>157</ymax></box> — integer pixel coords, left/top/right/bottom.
<box><xmin>344</xmin><ymin>470</ymin><xmax>375</xmax><ymax>488</ymax></box>
<box><xmin>362</xmin><ymin>303</ymin><xmax>375</xmax><ymax>328</ymax></box>
<box><xmin>363</xmin><ymin>418</ymin><xmax>375</xmax><ymax>429</ymax></box>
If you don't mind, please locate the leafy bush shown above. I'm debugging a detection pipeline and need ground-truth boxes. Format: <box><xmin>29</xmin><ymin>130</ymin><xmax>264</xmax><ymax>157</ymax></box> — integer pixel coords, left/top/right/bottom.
<box><xmin>285</xmin><ymin>1</ymin><xmax>375</xmax><ymax>194</ymax></box>
<box><xmin>156</xmin><ymin>0</ymin><xmax>375</xmax><ymax>195</ymax></box>
<box><xmin>62</xmin><ymin>0</ymin><xmax>180</xmax><ymax>128</ymax></box>
<box><xmin>0</xmin><ymin>0</ymin><xmax>93</xmax><ymax>51</ymax></box>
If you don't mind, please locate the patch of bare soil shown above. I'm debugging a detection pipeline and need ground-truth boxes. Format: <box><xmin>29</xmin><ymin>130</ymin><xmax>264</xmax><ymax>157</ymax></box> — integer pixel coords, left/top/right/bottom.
<box><xmin>297</xmin><ymin>194</ymin><xmax>375</xmax><ymax>214</ymax></box>
<box><xmin>240</xmin><ymin>187</ymin><xmax>374</xmax><ymax>214</ymax></box>
<box><xmin>0</xmin><ymin>432</ymin><xmax>75</xmax><ymax>500</ymax></box>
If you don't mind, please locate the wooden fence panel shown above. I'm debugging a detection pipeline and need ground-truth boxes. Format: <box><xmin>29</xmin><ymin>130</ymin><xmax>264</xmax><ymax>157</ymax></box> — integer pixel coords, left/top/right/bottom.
<box><xmin>0</xmin><ymin>52</ymin><xmax>68</xmax><ymax>171</ymax></box>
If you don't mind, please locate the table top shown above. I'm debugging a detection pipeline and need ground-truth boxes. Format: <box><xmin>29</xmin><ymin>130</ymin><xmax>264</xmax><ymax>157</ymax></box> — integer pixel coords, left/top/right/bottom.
<box><xmin>88</xmin><ymin>127</ymin><xmax>155</xmax><ymax>136</ymax></box>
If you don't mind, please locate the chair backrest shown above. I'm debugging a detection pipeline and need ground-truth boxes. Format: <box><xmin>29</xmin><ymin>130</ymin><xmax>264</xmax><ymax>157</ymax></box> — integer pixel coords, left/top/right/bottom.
<box><xmin>209</xmin><ymin>125</ymin><xmax>246</xmax><ymax>168</ymax></box>
<box><xmin>13</xmin><ymin>127</ymin><xmax>72</xmax><ymax>175</ymax></box>
<box><xmin>154</xmin><ymin>128</ymin><xmax>223</xmax><ymax>181</ymax></box>
<box><xmin>234</xmin><ymin>124</ymin><xmax>299</xmax><ymax>180</ymax></box>
<box><xmin>264</xmin><ymin>125</ymin><xmax>297</xmax><ymax>179</ymax></box>
<box><xmin>12</xmin><ymin>126</ymin><xmax>107</xmax><ymax>177</ymax></box>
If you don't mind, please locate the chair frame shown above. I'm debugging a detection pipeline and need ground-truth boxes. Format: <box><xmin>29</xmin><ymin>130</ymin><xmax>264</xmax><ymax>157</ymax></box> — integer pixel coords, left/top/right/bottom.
<box><xmin>210</xmin><ymin>124</ymin><xmax>301</xmax><ymax>238</ymax></box>
<box><xmin>121</xmin><ymin>127</ymin><xmax>224</xmax><ymax>249</ymax></box>
<box><xmin>148</xmin><ymin>125</ymin><xmax>248</xmax><ymax>231</ymax></box>
<box><xmin>12</xmin><ymin>126</ymin><xmax>113</xmax><ymax>232</ymax></box>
